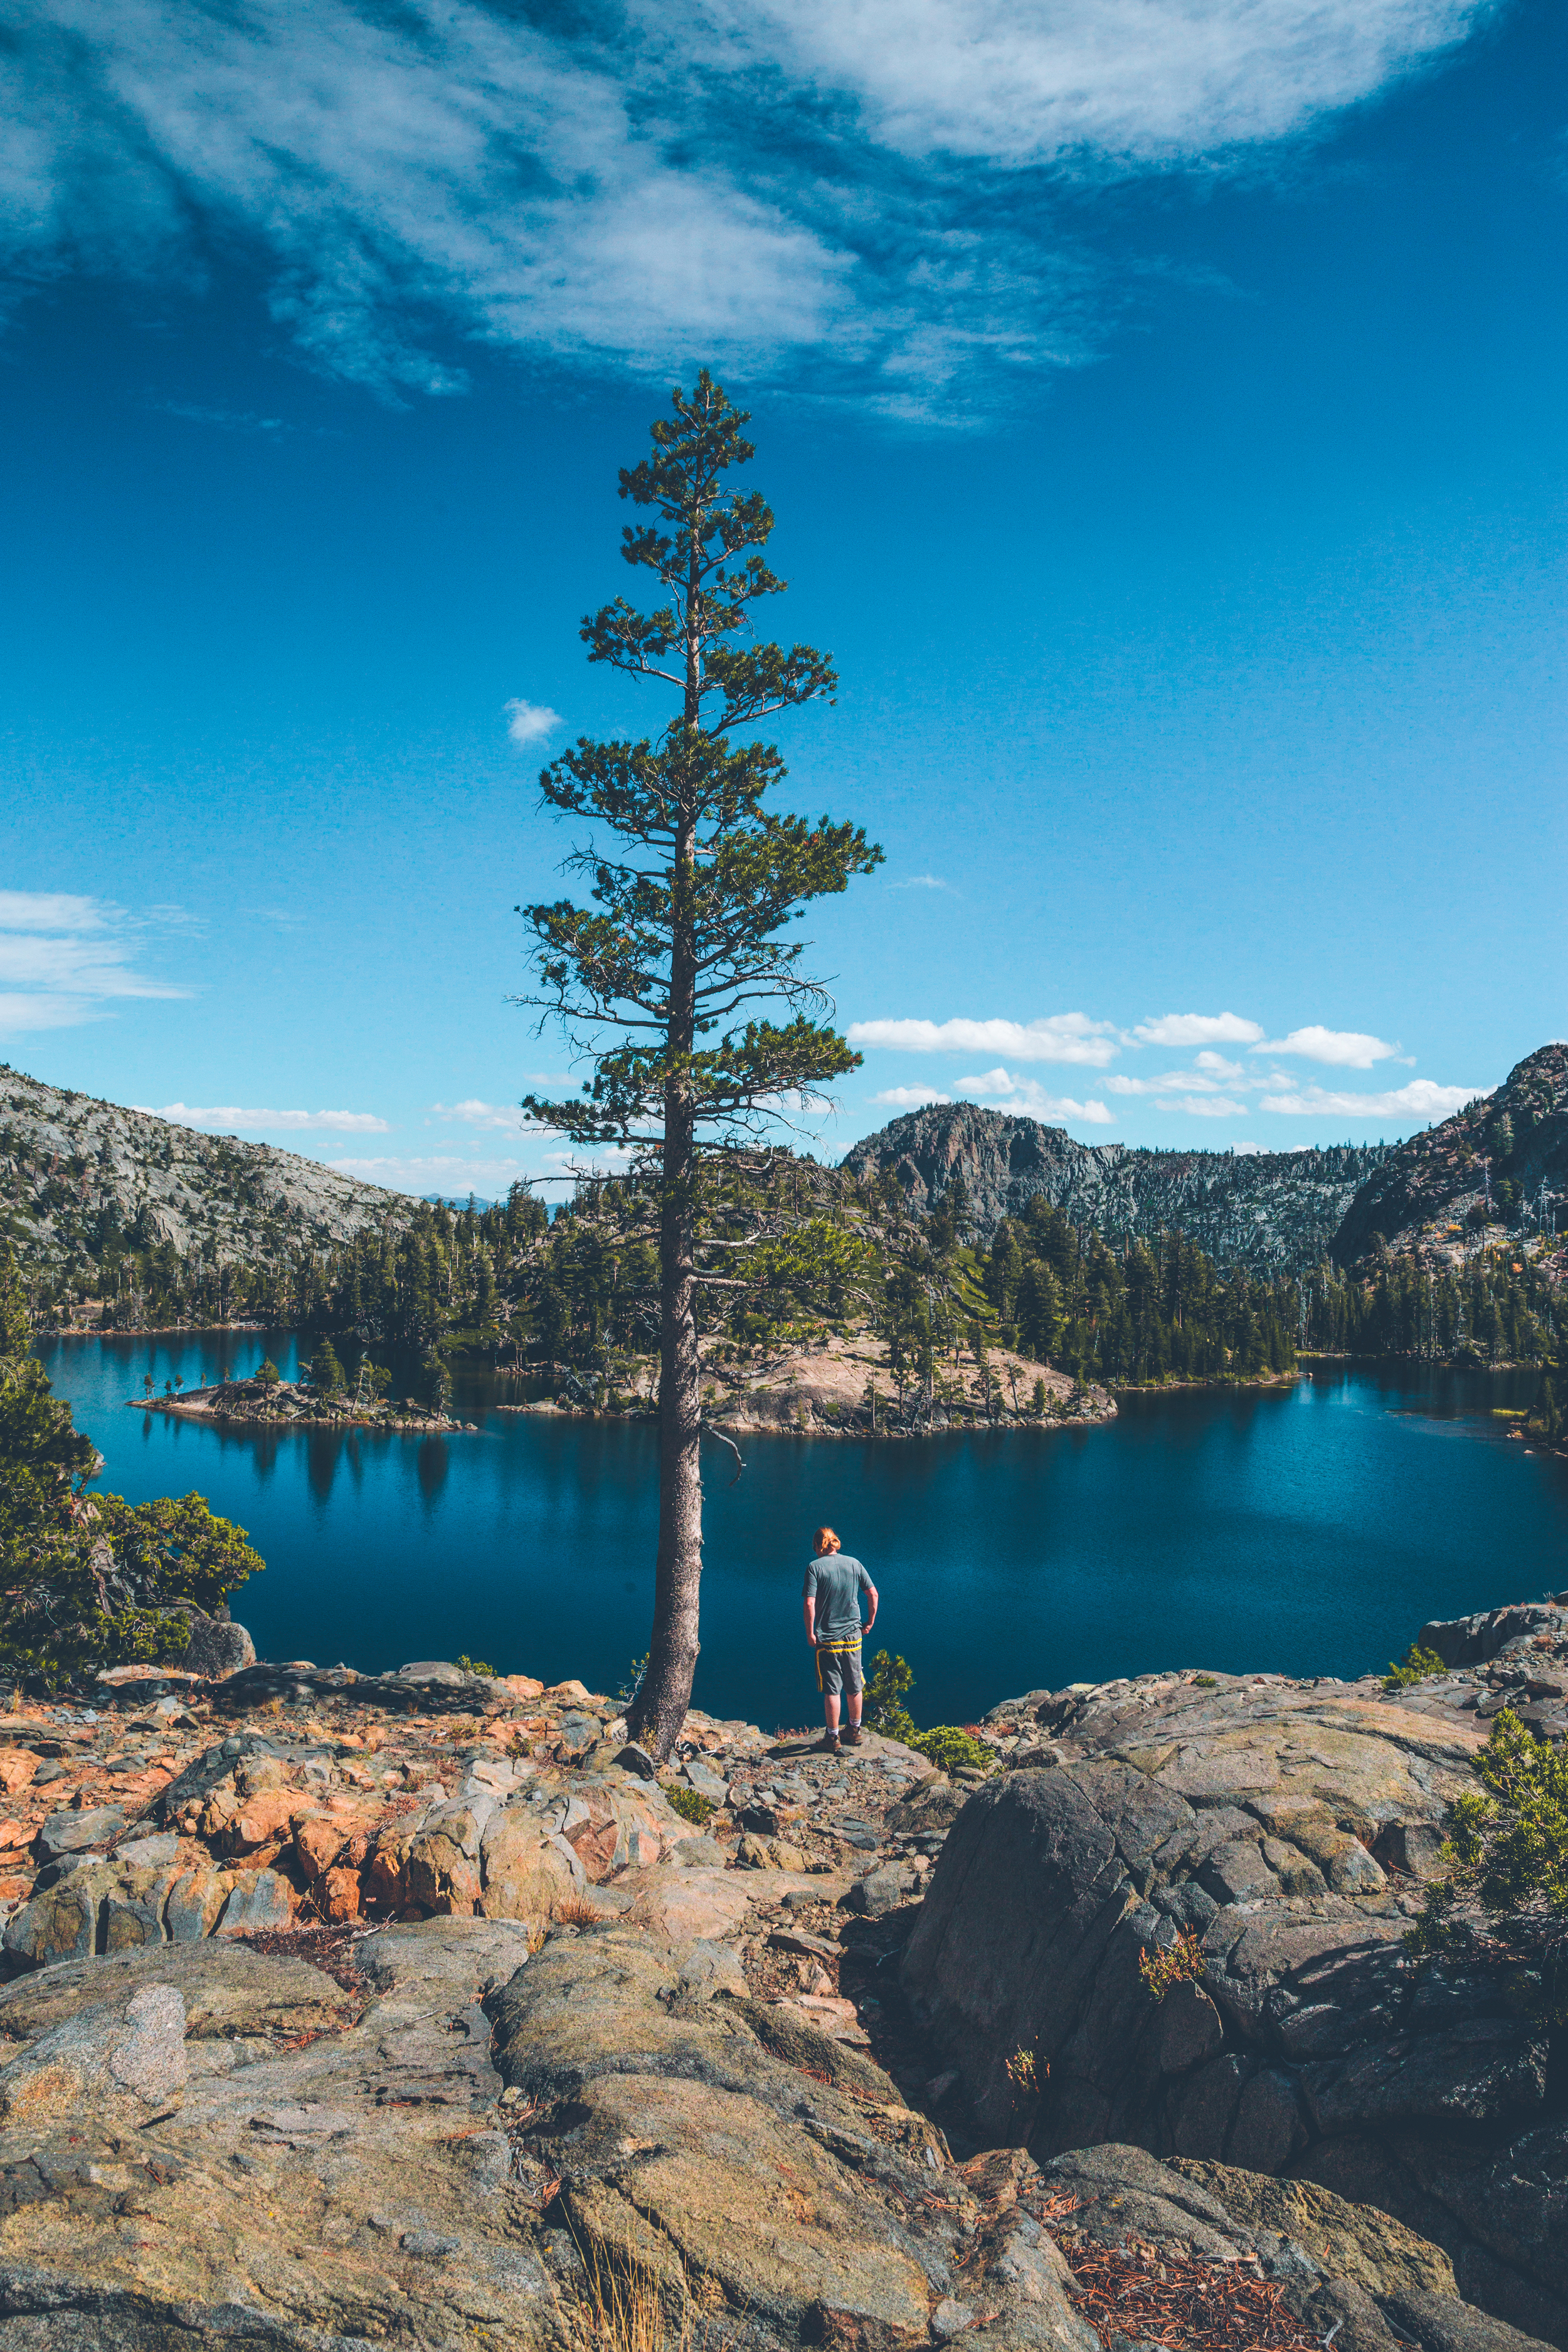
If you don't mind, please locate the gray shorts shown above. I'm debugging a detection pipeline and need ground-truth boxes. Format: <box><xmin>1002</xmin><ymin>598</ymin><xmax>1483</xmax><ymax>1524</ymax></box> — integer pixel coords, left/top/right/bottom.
<box><xmin>815</xmin><ymin>1640</ymin><xmax>863</xmax><ymax>1698</ymax></box>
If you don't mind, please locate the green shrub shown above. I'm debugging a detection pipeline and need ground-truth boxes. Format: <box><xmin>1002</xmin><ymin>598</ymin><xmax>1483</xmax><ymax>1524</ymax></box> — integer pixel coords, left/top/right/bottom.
<box><xmin>1139</xmin><ymin>1929</ymin><xmax>1206</xmax><ymax>2001</ymax></box>
<box><xmin>1383</xmin><ymin>1643</ymin><xmax>1446</xmax><ymax>1692</ymax></box>
<box><xmin>864</xmin><ymin>1648</ymin><xmax>918</xmax><ymax>1744</ymax></box>
<box><xmin>666</xmin><ymin>1784</ymin><xmax>714</xmax><ymax>1828</ymax></box>
<box><xmin>1192</xmin><ymin>1673</ymin><xmax>1218</xmax><ymax>1688</ymax></box>
<box><xmin>1407</xmin><ymin>1709</ymin><xmax>1568</xmax><ymax>2017</ymax></box>
<box><xmin>456</xmin><ymin>1654</ymin><xmax>496</xmax><ymax>1677</ymax></box>
<box><xmin>908</xmin><ymin>1724</ymin><xmax>993</xmax><ymax>1774</ymax></box>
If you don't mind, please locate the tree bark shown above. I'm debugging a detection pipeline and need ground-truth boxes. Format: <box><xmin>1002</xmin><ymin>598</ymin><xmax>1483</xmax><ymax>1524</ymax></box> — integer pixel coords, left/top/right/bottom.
<box><xmin>628</xmin><ymin>776</ymin><xmax>704</xmax><ymax>1761</ymax></box>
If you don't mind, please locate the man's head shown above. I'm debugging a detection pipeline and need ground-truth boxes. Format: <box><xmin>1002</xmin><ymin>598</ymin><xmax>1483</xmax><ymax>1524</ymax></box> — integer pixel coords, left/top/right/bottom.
<box><xmin>813</xmin><ymin>1527</ymin><xmax>840</xmax><ymax>1557</ymax></box>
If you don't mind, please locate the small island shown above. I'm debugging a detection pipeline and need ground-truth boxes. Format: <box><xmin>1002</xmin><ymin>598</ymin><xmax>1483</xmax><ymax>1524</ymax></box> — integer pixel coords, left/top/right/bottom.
<box><xmin>131</xmin><ymin>1365</ymin><xmax>473</xmax><ymax>1435</ymax></box>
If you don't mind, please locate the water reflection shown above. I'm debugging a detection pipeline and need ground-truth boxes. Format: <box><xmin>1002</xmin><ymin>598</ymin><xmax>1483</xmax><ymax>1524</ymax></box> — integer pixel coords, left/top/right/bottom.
<box><xmin>307</xmin><ymin>1433</ymin><xmax>341</xmax><ymax>1506</ymax></box>
<box><xmin>34</xmin><ymin>1332</ymin><xmax>1568</xmax><ymax>1729</ymax></box>
<box><xmin>416</xmin><ymin>1438</ymin><xmax>450</xmax><ymax>1507</ymax></box>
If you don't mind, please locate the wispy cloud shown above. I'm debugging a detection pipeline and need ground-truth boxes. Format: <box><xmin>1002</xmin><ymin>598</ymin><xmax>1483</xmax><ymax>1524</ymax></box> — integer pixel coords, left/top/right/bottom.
<box><xmin>955</xmin><ymin>1066</ymin><xmax>1115</xmax><ymax>1125</ymax></box>
<box><xmin>869</xmin><ymin>1084</ymin><xmax>951</xmax><ymax>1108</ymax></box>
<box><xmin>1104</xmin><ymin>1051</ymin><xmax>1245</xmax><ymax>1096</ymax></box>
<box><xmin>1153</xmin><ymin>1094</ymin><xmax>1248</xmax><ymax>1117</ymax></box>
<box><xmin>333</xmin><ymin>1144</ymin><xmax>630</xmax><ymax>1196</ymax></box>
<box><xmin>1251</xmin><ymin>1025</ymin><xmax>1402</xmax><ymax>1068</ymax></box>
<box><xmin>0</xmin><ymin>890</ymin><xmax>189</xmax><ymax>1034</ymax></box>
<box><xmin>432</xmin><ymin>1093</ymin><xmax>568</xmax><ymax>1131</ymax></box>
<box><xmin>0</xmin><ymin>0</ymin><xmax>1492</xmax><ymax>416</ymax></box>
<box><xmin>886</xmin><ymin>874</ymin><xmax>953</xmax><ymax>893</ymax></box>
<box><xmin>154</xmin><ymin>1103</ymin><xmax>390</xmax><ymax>1134</ymax></box>
<box><xmin>1258</xmin><ymin>1078</ymin><xmax>1480</xmax><ymax>1120</ymax></box>
<box><xmin>154</xmin><ymin>401</ymin><xmax>285</xmax><ymax>433</ymax></box>
<box><xmin>1131</xmin><ymin>1012</ymin><xmax>1264</xmax><ymax>1048</ymax></box>
<box><xmin>848</xmin><ymin>1014</ymin><xmax>1118</xmax><ymax>1066</ymax></box>
<box><xmin>504</xmin><ymin>699</ymin><xmax>563</xmax><ymax>748</ymax></box>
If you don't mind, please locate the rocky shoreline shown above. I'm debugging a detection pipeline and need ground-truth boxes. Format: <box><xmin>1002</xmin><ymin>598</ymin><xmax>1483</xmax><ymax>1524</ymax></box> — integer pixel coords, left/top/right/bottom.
<box><xmin>0</xmin><ymin>1604</ymin><xmax>1562</xmax><ymax>2349</ymax></box>
<box><xmin>132</xmin><ymin>1375</ymin><xmax>475</xmax><ymax>1436</ymax></box>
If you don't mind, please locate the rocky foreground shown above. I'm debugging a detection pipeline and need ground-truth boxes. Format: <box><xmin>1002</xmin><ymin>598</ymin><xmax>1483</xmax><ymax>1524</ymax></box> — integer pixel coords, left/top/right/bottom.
<box><xmin>0</xmin><ymin>1609</ymin><xmax>1562</xmax><ymax>2348</ymax></box>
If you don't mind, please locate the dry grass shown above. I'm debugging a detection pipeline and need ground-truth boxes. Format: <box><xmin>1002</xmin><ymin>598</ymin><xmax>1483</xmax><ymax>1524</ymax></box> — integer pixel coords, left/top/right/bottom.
<box><xmin>554</xmin><ymin>1894</ymin><xmax>608</xmax><ymax>1929</ymax></box>
<box><xmin>573</xmin><ymin>2241</ymin><xmax>694</xmax><ymax>2352</ymax></box>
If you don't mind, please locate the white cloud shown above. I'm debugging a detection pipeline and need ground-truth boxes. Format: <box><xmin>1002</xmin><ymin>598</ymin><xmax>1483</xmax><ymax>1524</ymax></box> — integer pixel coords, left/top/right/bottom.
<box><xmin>1258</xmin><ymin>1079</ymin><xmax>1480</xmax><ymax>1120</ymax></box>
<box><xmin>0</xmin><ymin>891</ymin><xmax>107</xmax><ymax>933</ymax></box>
<box><xmin>886</xmin><ymin>874</ymin><xmax>952</xmax><ymax>893</ymax></box>
<box><xmin>155</xmin><ymin>1104</ymin><xmax>390</xmax><ymax>1134</ymax></box>
<box><xmin>1130</xmin><ymin>1012</ymin><xmax>1264</xmax><ymax>1048</ymax></box>
<box><xmin>432</xmin><ymin>1093</ymin><xmax>569</xmax><ymax>1131</ymax></box>
<box><xmin>0</xmin><ymin>0</ymin><xmax>1491</xmax><ymax>414</ymax></box>
<box><xmin>847</xmin><ymin>1014</ymin><xmax>1118</xmax><ymax>1066</ymax></box>
<box><xmin>1252</xmin><ymin>1025</ymin><xmax>1401</xmax><ymax>1068</ymax></box>
<box><xmin>1153</xmin><ymin>1094</ymin><xmax>1248</xmax><ymax>1117</ymax></box>
<box><xmin>505</xmin><ymin>699</ymin><xmax>563</xmax><ymax>748</ymax></box>
<box><xmin>1232</xmin><ymin>1141</ymin><xmax>1263</xmax><ymax>1155</ymax></box>
<box><xmin>1104</xmin><ymin>1051</ymin><xmax>1246</xmax><ymax>1095</ymax></box>
<box><xmin>733</xmin><ymin>0</ymin><xmax>1486</xmax><ymax>164</ymax></box>
<box><xmin>333</xmin><ymin>1143</ymin><xmax>630</xmax><ymax>1197</ymax></box>
<box><xmin>869</xmin><ymin>1085</ymin><xmax>951</xmax><ymax>1108</ymax></box>
<box><xmin>0</xmin><ymin>890</ymin><xmax>189</xmax><ymax>1033</ymax></box>
<box><xmin>955</xmin><ymin>1067</ymin><xmax>1114</xmax><ymax>1125</ymax></box>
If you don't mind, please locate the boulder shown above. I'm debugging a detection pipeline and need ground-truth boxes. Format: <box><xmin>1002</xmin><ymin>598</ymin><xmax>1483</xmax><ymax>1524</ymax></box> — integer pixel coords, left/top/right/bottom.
<box><xmin>0</xmin><ymin>1981</ymin><xmax>186</xmax><ymax>2126</ymax></box>
<box><xmin>35</xmin><ymin>1804</ymin><xmax>125</xmax><ymax>1860</ymax></box>
<box><xmin>180</xmin><ymin>1612</ymin><xmax>257</xmax><ymax>1678</ymax></box>
<box><xmin>903</xmin><ymin>1673</ymin><xmax>1567</xmax><ymax>2343</ymax></box>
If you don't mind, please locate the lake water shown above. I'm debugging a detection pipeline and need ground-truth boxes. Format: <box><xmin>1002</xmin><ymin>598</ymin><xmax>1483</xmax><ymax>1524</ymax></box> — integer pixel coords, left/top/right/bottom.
<box><xmin>37</xmin><ymin>1333</ymin><xmax>1568</xmax><ymax>1734</ymax></box>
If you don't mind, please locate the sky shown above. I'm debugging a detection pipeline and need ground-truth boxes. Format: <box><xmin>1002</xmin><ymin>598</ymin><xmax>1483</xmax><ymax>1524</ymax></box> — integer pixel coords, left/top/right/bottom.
<box><xmin>1</xmin><ymin>0</ymin><xmax>1564</xmax><ymax>1199</ymax></box>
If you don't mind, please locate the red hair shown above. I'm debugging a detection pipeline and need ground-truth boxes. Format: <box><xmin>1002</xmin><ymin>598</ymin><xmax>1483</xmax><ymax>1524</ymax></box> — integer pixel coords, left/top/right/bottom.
<box><xmin>813</xmin><ymin>1527</ymin><xmax>840</xmax><ymax>1555</ymax></box>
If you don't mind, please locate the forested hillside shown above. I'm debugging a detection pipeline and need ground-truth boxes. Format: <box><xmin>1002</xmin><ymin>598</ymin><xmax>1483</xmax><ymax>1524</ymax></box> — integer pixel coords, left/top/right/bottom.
<box><xmin>6</xmin><ymin>1061</ymin><xmax>1563</xmax><ymax>1401</ymax></box>
<box><xmin>1</xmin><ymin>1066</ymin><xmax>420</xmax><ymax>1320</ymax></box>
<box><xmin>842</xmin><ymin>1101</ymin><xmax>1387</xmax><ymax>1273</ymax></box>
<box><xmin>1329</xmin><ymin>1042</ymin><xmax>1568</xmax><ymax>1263</ymax></box>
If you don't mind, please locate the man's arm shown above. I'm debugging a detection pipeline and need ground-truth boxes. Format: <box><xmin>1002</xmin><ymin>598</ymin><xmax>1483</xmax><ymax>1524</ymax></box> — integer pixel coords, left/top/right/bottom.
<box><xmin>863</xmin><ymin>1579</ymin><xmax>878</xmax><ymax>1635</ymax></box>
<box><xmin>803</xmin><ymin>1593</ymin><xmax>818</xmax><ymax>1646</ymax></box>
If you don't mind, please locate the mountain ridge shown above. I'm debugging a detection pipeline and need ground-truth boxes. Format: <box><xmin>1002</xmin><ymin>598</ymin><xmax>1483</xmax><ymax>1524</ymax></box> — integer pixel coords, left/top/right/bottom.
<box><xmin>842</xmin><ymin>1099</ymin><xmax>1392</xmax><ymax>1273</ymax></box>
<box><xmin>1328</xmin><ymin>1042</ymin><xmax>1568</xmax><ymax>1264</ymax></box>
<box><xmin>1</xmin><ymin>1064</ymin><xmax>419</xmax><ymax>1291</ymax></box>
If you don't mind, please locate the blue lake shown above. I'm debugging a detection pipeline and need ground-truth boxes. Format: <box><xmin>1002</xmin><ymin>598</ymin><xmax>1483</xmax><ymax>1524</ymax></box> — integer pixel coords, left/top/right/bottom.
<box><xmin>37</xmin><ymin>1334</ymin><xmax>1568</xmax><ymax>1735</ymax></box>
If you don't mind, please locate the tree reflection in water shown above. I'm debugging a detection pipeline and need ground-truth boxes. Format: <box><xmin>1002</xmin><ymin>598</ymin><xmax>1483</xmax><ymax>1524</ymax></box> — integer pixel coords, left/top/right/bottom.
<box><xmin>417</xmin><ymin>1437</ymin><xmax>449</xmax><ymax>1507</ymax></box>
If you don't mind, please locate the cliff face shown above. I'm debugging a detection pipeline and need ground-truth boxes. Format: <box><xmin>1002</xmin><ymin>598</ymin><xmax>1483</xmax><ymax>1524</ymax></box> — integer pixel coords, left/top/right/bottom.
<box><xmin>1329</xmin><ymin>1043</ymin><xmax>1568</xmax><ymax>1266</ymax></box>
<box><xmin>0</xmin><ymin>1064</ymin><xmax>417</xmax><ymax>1276</ymax></box>
<box><xmin>843</xmin><ymin>1101</ymin><xmax>1388</xmax><ymax>1273</ymax></box>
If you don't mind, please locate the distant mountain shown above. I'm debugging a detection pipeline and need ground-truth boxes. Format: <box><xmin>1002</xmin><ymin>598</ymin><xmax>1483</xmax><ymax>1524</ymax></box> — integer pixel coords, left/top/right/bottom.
<box><xmin>0</xmin><ymin>1066</ymin><xmax>418</xmax><ymax>1280</ymax></box>
<box><xmin>1329</xmin><ymin>1043</ymin><xmax>1567</xmax><ymax>1265</ymax></box>
<box><xmin>842</xmin><ymin>1102</ymin><xmax>1391</xmax><ymax>1274</ymax></box>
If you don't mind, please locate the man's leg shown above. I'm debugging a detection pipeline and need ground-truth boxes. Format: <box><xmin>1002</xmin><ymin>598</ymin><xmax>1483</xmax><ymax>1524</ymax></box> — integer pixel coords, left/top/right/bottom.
<box><xmin>818</xmin><ymin>1650</ymin><xmax>842</xmax><ymax>1749</ymax></box>
<box><xmin>840</xmin><ymin>1650</ymin><xmax>864</xmax><ymax>1744</ymax></box>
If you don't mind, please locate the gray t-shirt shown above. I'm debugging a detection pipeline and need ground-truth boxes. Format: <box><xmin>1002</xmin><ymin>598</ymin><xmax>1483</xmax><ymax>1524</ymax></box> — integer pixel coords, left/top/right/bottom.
<box><xmin>804</xmin><ymin>1553</ymin><xmax>871</xmax><ymax>1642</ymax></box>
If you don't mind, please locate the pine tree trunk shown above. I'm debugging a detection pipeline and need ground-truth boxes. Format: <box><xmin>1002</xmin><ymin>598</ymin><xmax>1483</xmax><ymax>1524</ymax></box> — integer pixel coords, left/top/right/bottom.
<box><xmin>628</xmin><ymin>1098</ymin><xmax>703</xmax><ymax>1759</ymax></box>
<box><xmin>628</xmin><ymin>780</ymin><xmax>704</xmax><ymax>1762</ymax></box>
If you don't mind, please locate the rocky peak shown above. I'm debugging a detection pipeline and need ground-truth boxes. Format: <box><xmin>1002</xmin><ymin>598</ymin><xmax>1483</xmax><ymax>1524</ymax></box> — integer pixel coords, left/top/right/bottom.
<box><xmin>844</xmin><ymin>1099</ymin><xmax>1389</xmax><ymax>1274</ymax></box>
<box><xmin>1329</xmin><ymin>1042</ymin><xmax>1568</xmax><ymax>1264</ymax></box>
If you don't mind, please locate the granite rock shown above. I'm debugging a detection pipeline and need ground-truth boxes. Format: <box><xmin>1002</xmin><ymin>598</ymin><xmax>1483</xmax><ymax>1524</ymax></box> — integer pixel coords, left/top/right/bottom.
<box><xmin>905</xmin><ymin>1668</ymin><xmax>1567</xmax><ymax>2343</ymax></box>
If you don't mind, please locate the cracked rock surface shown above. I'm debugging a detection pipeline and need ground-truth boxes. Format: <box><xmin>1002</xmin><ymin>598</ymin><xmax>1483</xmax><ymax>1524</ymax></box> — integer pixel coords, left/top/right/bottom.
<box><xmin>903</xmin><ymin>1620</ymin><xmax>1568</xmax><ymax>2347</ymax></box>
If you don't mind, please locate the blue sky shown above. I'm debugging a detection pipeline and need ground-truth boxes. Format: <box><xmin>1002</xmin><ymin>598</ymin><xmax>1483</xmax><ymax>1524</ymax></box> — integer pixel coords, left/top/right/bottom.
<box><xmin>1</xmin><ymin>0</ymin><xmax>1563</xmax><ymax>1198</ymax></box>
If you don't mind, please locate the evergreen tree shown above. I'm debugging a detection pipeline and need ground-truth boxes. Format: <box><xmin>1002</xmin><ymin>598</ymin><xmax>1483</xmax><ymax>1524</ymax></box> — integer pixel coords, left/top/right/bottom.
<box><xmin>517</xmin><ymin>374</ymin><xmax>881</xmax><ymax>1757</ymax></box>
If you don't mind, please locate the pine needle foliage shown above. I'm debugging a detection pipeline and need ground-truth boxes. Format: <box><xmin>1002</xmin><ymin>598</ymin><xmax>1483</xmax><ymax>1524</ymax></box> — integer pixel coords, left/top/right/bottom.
<box><xmin>514</xmin><ymin>373</ymin><xmax>881</xmax><ymax>1760</ymax></box>
<box><xmin>1407</xmin><ymin>1708</ymin><xmax>1568</xmax><ymax>2018</ymax></box>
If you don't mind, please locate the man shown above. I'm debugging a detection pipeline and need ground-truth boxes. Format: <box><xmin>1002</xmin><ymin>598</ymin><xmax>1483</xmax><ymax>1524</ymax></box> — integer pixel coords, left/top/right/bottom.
<box><xmin>803</xmin><ymin>1526</ymin><xmax>878</xmax><ymax>1753</ymax></box>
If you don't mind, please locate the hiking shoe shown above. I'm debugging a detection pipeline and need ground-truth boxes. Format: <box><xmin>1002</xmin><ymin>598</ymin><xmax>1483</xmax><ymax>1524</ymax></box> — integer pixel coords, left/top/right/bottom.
<box><xmin>815</xmin><ymin>1734</ymin><xmax>841</xmax><ymax>1755</ymax></box>
<box><xmin>839</xmin><ymin>1724</ymin><xmax>863</xmax><ymax>1747</ymax></box>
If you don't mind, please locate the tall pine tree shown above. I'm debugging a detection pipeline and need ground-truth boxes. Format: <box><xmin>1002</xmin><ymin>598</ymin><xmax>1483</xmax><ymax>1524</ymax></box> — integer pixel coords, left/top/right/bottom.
<box><xmin>517</xmin><ymin>374</ymin><xmax>882</xmax><ymax>1757</ymax></box>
